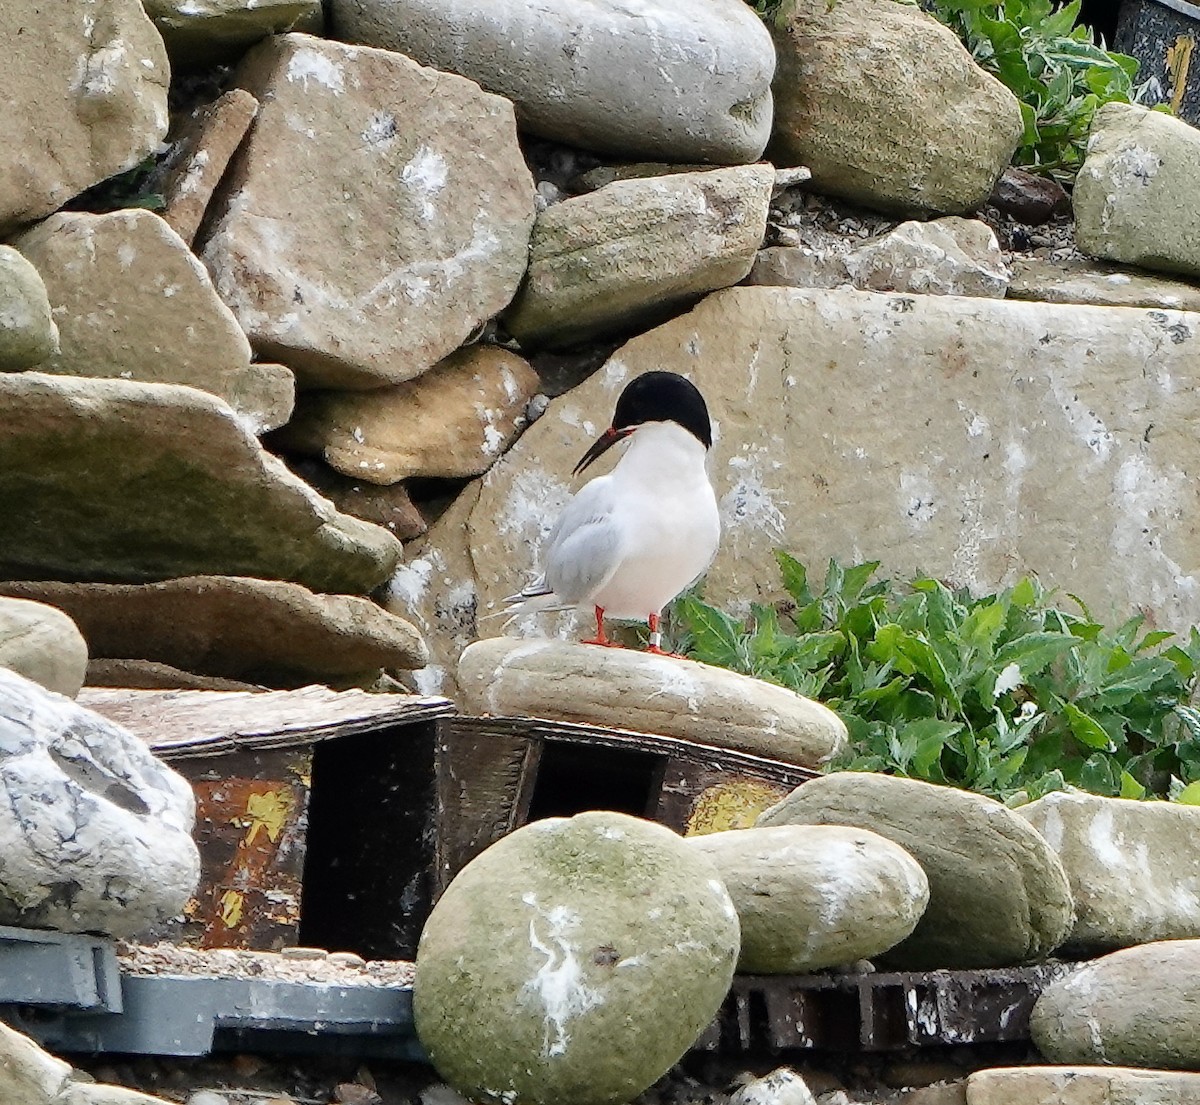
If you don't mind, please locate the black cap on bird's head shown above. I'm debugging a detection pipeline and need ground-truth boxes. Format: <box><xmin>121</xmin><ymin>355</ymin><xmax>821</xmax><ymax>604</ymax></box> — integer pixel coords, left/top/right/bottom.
<box><xmin>573</xmin><ymin>371</ymin><xmax>713</xmax><ymax>476</ymax></box>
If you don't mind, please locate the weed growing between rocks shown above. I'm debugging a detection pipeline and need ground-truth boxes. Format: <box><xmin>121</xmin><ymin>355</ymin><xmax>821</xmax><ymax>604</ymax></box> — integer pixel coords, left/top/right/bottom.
<box><xmin>929</xmin><ymin>0</ymin><xmax>1141</xmax><ymax>180</ymax></box>
<box><xmin>672</xmin><ymin>553</ymin><xmax>1200</xmax><ymax>803</ymax></box>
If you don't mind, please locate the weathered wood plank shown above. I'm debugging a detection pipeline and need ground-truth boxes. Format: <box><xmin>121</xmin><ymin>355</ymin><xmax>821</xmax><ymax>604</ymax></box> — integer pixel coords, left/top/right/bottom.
<box><xmin>77</xmin><ymin>685</ymin><xmax>454</xmax><ymax>757</ymax></box>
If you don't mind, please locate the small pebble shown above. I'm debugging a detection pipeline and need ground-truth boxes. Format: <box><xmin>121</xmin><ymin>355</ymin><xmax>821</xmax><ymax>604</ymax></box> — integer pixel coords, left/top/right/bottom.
<box><xmin>187</xmin><ymin>1093</ymin><xmax>232</xmax><ymax>1105</ymax></box>
<box><xmin>280</xmin><ymin>946</ymin><xmax>329</xmax><ymax>961</ymax></box>
<box><xmin>328</xmin><ymin>951</ymin><xmax>366</xmax><ymax>969</ymax></box>
<box><xmin>334</xmin><ymin>1083</ymin><xmax>384</xmax><ymax>1105</ymax></box>
<box><xmin>420</xmin><ymin>1084</ymin><xmax>472</xmax><ymax>1105</ymax></box>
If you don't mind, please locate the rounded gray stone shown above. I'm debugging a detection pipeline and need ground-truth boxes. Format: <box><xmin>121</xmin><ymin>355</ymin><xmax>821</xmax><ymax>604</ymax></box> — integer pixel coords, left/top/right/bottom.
<box><xmin>1073</xmin><ymin>102</ymin><xmax>1200</xmax><ymax>280</ymax></box>
<box><xmin>1018</xmin><ymin>790</ymin><xmax>1200</xmax><ymax>955</ymax></box>
<box><xmin>0</xmin><ymin>247</ymin><xmax>57</xmax><ymax>369</ymax></box>
<box><xmin>1031</xmin><ymin>939</ymin><xmax>1200</xmax><ymax>1069</ymax></box>
<box><xmin>414</xmin><ymin>811</ymin><xmax>740</xmax><ymax>1105</ymax></box>
<box><xmin>758</xmin><ymin>773</ymin><xmax>1074</xmax><ymax>969</ymax></box>
<box><xmin>688</xmin><ymin>824</ymin><xmax>929</xmax><ymax>973</ymax></box>
<box><xmin>0</xmin><ymin>596</ymin><xmax>87</xmax><ymax>699</ymax></box>
<box><xmin>331</xmin><ymin>0</ymin><xmax>775</xmax><ymax>164</ymax></box>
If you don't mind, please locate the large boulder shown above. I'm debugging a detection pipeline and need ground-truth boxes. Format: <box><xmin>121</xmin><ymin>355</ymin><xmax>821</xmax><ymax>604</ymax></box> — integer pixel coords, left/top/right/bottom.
<box><xmin>201</xmin><ymin>33</ymin><xmax>536</xmax><ymax>390</ymax></box>
<box><xmin>279</xmin><ymin>346</ymin><xmax>539</xmax><ymax>483</ymax></box>
<box><xmin>330</xmin><ymin>0</ymin><xmax>775</xmax><ymax>164</ymax></box>
<box><xmin>0</xmin><ymin>373</ymin><xmax>400</xmax><ymax>594</ymax></box>
<box><xmin>1073</xmin><ymin>103</ymin><xmax>1200</xmax><ymax>280</ymax></box>
<box><xmin>687</xmin><ymin>824</ymin><xmax>929</xmax><ymax>972</ymax></box>
<box><xmin>1018</xmin><ymin>791</ymin><xmax>1200</xmax><ymax>955</ymax></box>
<box><xmin>0</xmin><ymin>247</ymin><xmax>57</xmax><ymax>369</ymax></box>
<box><xmin>457</xmin><ymin>638</ymin><xmax>847</xmax><ymax>770</ymax></box>
<box><xmin>769</xmin><ymin>0</ymin><xmax>1023</xmax><ymax>214</ymax></box>
<box><xmin>13</xmin><ymin>210</ymin><xmax>293</xmax><ymax>433</ymax></box>
<box><xmin>1031</xmin><ymin>940</ymin><xmax>1200</xmax><ymax>1068</ymax></box>
<box><xmin>0</xmin><ymin>668</ymin><xmax>200</xmax><ymax>937</ymax></box>
<box><xmin>0</xmin><ymin>597</ymin><xmax>88</xmax><ymax>699</ymax></box>
<box><xmin>0</xmin><ymin>0</ymin><xmax>169</xmax><ymax>235</ymax></box>
<box><xmin>142</xmin><ymin>0</ymin><xmax>323</xmax><ymax>65</ymax></box>
<box><xmin>414</xmin><ymin>811</ymin><xmax>739</xmax><ymax>1105</ymax></box>
<box><xmin>505</xmin><ymin>165</ymin><xmax>774</xmax><ymax>348</ymax></box>
<box><xmin>390</xmin><ymin>286</ymin><xmax>1200</xmax><ymax>701</ymax></box>
<box><xmin>0</xmin><ymin>577</ymin><xmax>427</xmax><ymax>689</ymax></box>
<box><xmin>967</xmin><ymin>1066</ymin><xmax>1200</xmax><ymax>1105</ymax></box>
<box><xmin>758</xmin><ymin>773</ymin><xmax>1074</xmax><ymax>968</ymax></box>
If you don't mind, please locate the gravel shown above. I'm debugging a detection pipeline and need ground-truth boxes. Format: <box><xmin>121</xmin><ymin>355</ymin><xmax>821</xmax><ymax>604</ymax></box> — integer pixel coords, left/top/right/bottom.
<box><xmin>117</xmin><ymin>942</ymin><xmax>415</xmax><ymax>988</ymax></box>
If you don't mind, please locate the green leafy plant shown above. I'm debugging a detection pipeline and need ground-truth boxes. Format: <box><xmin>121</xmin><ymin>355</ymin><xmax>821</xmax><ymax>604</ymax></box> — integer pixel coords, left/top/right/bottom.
<box><xmin>930</xmin><ymin>0</ymin><xmax>1141</xmax><ymax>179</ymax></box>
<box><xmin>671</xmin><ymin>554</ymin><xmax>1200</xmax><ymax>803</ymax></box>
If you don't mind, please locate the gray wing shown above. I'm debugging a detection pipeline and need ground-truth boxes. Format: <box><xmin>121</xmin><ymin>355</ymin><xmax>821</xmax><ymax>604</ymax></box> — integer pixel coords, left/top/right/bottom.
<box><xmin>542</xmin><ymin>476</ymin><xmax>625</xmax><ymax>605</ymax></box>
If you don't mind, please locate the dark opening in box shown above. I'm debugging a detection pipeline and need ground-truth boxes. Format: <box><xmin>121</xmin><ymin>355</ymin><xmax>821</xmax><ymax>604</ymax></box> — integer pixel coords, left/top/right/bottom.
<box><xmin>524</xmin><ymin>739</ymin><xmax>667</xmax><ymax>822</ymax></box>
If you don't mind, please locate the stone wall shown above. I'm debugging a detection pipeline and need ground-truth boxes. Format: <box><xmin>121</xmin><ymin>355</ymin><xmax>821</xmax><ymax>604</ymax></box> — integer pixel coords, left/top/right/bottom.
<box><xmin>1</xmin><ymin>0</ymin><xmax>1199</xmax><ymax>699</ymax></box>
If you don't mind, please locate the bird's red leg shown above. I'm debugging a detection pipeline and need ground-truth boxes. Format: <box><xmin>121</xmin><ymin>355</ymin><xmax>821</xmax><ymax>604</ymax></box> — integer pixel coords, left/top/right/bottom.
<box><xmin>581</xmin><ymin>605</ymin><xmax>614</xmax><ymax>647</ymax></box>
<box><xmin>645</xmin><ymin>612</ymin><xmax>684</xmax><ymax>658</ymax></box>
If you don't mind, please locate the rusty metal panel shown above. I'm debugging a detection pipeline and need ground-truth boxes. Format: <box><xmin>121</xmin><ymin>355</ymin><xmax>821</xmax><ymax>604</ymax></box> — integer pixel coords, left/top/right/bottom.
<box><xmin>170</xmin><ymin>750</ymin><xmax>312</xmax><ymax>951</ymax></box>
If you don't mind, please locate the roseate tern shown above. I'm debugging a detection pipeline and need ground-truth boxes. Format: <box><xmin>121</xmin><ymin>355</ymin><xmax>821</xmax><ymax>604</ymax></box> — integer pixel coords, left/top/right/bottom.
<box><xmin>503</xmin><ymin>371</ymin><xmax>720</xmax><ymax>655</ymax></box>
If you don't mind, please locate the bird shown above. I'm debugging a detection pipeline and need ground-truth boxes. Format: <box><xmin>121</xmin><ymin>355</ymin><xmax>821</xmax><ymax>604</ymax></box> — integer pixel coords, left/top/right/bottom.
<box><xmin>502</xmin><ymin>370</ymin><xmax>720</xmax><ymax>655</ymax></box>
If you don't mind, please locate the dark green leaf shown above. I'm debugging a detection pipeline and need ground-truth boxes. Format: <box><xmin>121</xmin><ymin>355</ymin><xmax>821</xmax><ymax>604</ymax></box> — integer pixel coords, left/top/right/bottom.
<box><xmin>1063</xmin><ymin>701</ymin><xmax>1114</xmax><ymax>750</ymax></box>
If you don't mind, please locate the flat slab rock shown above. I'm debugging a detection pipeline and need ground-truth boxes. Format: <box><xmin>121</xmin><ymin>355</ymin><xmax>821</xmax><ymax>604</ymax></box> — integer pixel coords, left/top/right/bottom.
<box><xmin>1018</xmin><ymin>790</ymin><xmax>1200</xmax><ymax>955</ymax></box>
<box><xmin>202</xmin><ymin>33</ymin><xmax>535</xmax><ymax>389</ymax></box>
<box><xmin>280</xmin><ymin>345</ymin><xmax>539</xmax><ymax>483</ymax></box>
<box><xmin>967</xmin><ymin>1065</ymin><xmax>1200</xmax><ymax>1105</ymax></box>
<box><xmin>0</xmin><ymin>577</ymin><xmax>428</xmax><ymax>689</ymax></box>
<box><xmin>13</xmin><ymin>209</ymin><xmax>293</xmax><ymax>434</ymax></box>
<box><xmin>143</xmin><ymin>0</ymin><xmax>323</xmax><ymax>64</ymax></box>
<box><xmin>0</xmin><ymin>373</ymin><xmax>400</xmax><ymax>594</ymax></box>
<box><xmin>0</xmin><ymin>0</ymin><xmax>168</xmax><ymax>235</ymax></box>
<box><xmin>395</xmin><ymin>286</ymin><xmax>1200</xmax><ymax>701</ymax></box>
<box><xmin>156</xmin><ymin>89</ymin><xmax>260</xmax><ymax>247</ymax></box>
<box><xmin>0</xmin><ymin>596</ymin><xmax>87</xmax><ymax>699</ymax></box>
<box><xmin>457</xmin><ymin>637</ymin><xmax>847</xmax><ymax>770</ymax></box>
<box><xmin>1031</xmin><ymin>939</ymin><xmax>1200</xmax><ymax>1069</ymax></box>
<box><xmin>758</xmin><ymin>773</ymin><xmax>1074</xmax><ymax>969</ymax></box>
<box><xmin>1008</xmin><ymin>257</ymin><xmax>1200</xmax><ymax>312</ymax></box>
<box><xmin>0</xmin><ymin>1018</ymin><xmax>173</xmax><ymax>1105</ymax></box>
<box><xmin>0</xmin><ymin>668</ymin><xmax>200</xmax><ymax>939</ymax></box>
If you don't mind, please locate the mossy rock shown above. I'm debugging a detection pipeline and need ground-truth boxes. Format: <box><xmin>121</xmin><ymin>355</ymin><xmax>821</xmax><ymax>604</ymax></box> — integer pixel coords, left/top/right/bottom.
<box><xmin>414</xmin><ymin>811</ymin><xmax>740</xmax><ymax>1105</ymax></box>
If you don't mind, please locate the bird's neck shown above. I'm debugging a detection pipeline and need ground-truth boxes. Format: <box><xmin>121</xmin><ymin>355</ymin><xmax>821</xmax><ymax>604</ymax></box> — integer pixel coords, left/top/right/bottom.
<box><xmin>613</xmin><ymin>421</ymin><xmax>712</xmax><ymax>488</ymax></box>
